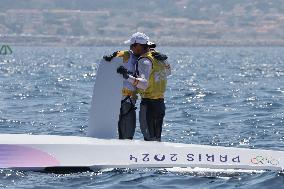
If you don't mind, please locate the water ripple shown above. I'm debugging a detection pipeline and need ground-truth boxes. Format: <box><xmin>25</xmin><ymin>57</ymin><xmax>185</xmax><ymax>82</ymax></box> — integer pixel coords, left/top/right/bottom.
<box><xmin>0</xmin><ymin>47</ymin><xmax>284</xmax><ymax>188</ymax></box>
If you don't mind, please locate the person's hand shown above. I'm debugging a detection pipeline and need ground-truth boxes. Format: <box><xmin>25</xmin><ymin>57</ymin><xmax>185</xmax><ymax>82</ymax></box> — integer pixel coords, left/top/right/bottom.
<box><xmin>103</xmin><ymin>51</ymin><xmax>118</xmax><ymax>61</ymax></box>
<box><xmin>117</xmin><ymin>66</ymin><xmax>129</xmax><ymax>79</ymax></box>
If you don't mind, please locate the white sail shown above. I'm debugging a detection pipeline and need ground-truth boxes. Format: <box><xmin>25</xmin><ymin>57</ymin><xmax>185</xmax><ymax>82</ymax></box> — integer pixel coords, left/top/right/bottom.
<box><xmin>87</xmin><ymin>58</ymin><xmax>123</xmax><ymax>139</ymax></box>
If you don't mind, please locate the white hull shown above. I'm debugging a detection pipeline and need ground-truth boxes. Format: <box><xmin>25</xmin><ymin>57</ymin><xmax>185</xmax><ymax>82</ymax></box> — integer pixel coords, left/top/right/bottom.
<box><xmin>0</xmin><ymin>134</ymin><xmax>283</xmax><ymax>171</ymax></box>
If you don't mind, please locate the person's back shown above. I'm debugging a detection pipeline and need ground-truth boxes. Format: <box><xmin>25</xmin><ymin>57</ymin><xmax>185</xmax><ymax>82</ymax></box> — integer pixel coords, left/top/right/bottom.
<box><xmin>135</xmin><ymin>49</ymin><xmax>170</xmax><ymax>141</ymax></box>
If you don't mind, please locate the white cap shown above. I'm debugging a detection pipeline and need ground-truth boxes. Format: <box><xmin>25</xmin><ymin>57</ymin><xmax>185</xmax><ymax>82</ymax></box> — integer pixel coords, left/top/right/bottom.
<box><xmin>124</xmin><ymin>32</ymin><xmax>156</xmax><ymax>47</ymax></box>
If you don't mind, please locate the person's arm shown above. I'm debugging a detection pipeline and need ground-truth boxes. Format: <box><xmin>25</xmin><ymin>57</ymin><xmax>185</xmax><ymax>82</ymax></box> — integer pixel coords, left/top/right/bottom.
<box><xmin>127</xmin><ymin>58</ymin><xmax>152</xmax><ymax>90</ymax></box>
<box><xmin>164</xmin><ymin>60</ymin><xmax>171</xmax><ymax>76</ymax></box>
<box><xmin>127</xmin><ymin>75</ymin><xmax>148</xmax><ymax>90</ymax></box>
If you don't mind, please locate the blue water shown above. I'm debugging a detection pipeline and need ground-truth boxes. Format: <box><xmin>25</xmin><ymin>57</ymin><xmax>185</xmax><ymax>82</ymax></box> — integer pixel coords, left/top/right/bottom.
<box><xmin>0</xmin><ymin>47</ymin><xmax>283</xmax><ymax>188</ymax></box>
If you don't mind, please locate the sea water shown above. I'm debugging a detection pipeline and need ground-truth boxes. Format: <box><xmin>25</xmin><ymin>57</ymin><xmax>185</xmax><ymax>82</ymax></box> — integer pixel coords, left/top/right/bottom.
<box><xmin>0</xmin><ymin>47</ymin><xmax>283</xmax><ymax>188</ymax></box>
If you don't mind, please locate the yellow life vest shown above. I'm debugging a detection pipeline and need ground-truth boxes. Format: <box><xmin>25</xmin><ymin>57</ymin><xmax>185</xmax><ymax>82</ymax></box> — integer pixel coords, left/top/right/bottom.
<box><xmin>115</xmin><ymin>50</ymin><xmax>137</xmax><ymax>99</ymax></box>
<box><xmin>137</xmin><ymin>51</ymin><xmax>167</xmax><ymax>99</ymax></box>
<box><xmin>116</xmin><ymin>50</ymin><xmax>130</xmax><ymax>63</ymax></box>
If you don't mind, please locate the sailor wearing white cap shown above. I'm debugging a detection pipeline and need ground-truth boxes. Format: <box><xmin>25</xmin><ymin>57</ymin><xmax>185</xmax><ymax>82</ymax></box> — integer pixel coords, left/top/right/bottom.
<box><xmin>116</xmin><ymin>32</ymin><xmax>171</xmax><ymax>142</ymax></box>
<box><xmin>102</xmin><ymin>32</ymin><xmax>155</xmax><ymax>140</ymax></box>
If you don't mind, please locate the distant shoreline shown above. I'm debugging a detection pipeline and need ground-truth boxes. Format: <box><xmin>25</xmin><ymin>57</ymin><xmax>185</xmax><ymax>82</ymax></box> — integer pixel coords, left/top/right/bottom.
<box><xmin>5</xmin><ymin>44</ymin><xmax>284</xmax><ymax>48</ymax></box>
<box><xmin>1</xmin><ymin>36</ymin><xmax>284</xmax><ymax>47</ymax></box>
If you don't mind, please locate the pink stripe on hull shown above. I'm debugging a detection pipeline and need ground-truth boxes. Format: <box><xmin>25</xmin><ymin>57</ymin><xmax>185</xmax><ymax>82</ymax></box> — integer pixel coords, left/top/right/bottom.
<box><xmin>0</xmin><ymin>145</ymin><xmax>60</xmax><ymax>168</ymax></box>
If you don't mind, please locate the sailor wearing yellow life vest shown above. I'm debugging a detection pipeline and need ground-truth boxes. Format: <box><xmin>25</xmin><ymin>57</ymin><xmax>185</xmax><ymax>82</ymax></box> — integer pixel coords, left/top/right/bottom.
<box><xmin>117</xmin><ymin>32</ymin><xmax>171</xmax><ymax>141</ymax></box>
<box><xmin>103</xmin><ymin>32</ymin><xmax>156</xmax><ymax>140</ymax></box>
<box><xmin>103</xmin><ymin>48</ymin><xmax>138</xmax><ymax>140</ymax></box>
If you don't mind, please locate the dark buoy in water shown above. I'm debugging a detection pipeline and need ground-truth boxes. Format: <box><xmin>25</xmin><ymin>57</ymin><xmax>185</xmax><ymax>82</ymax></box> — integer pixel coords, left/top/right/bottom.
<box><xmin>0</xmin><ymin>44</ymin><xmax>13</xmax><ymax>55</ymax></box>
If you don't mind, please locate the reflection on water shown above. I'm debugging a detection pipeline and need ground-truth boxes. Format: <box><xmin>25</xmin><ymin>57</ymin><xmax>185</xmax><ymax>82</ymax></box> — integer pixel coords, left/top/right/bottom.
<box><xmin>0</xmin><ymin>47</ymin><xmax>283</xmax><ymax>188</ymax></box>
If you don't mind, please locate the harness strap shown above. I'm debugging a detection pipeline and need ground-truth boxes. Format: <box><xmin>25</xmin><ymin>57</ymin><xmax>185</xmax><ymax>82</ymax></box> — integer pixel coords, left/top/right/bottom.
<box><xmin>120</xmin><ymin>96</ymin><xmax>137</xmax><ymax>117</ymax></box>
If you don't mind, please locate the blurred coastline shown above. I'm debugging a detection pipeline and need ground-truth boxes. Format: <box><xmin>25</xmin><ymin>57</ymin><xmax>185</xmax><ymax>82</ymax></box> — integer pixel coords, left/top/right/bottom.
<box><xmin>0</xmin><ymin>0</ymin><xmax>283</xmax><ymax>46</ymax></box>
<box><xmin>1</xmin><ymin>35</ymin><xmax>284</xmax><ymax>47</ymax></box>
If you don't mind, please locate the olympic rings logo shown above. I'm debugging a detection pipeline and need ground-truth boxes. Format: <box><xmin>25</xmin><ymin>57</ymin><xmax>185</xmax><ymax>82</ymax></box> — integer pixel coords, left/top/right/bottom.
<box><xmin>251</xmin><ymin>156</ymin><xmax>279</xmax><ymax>166</ymax></box>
